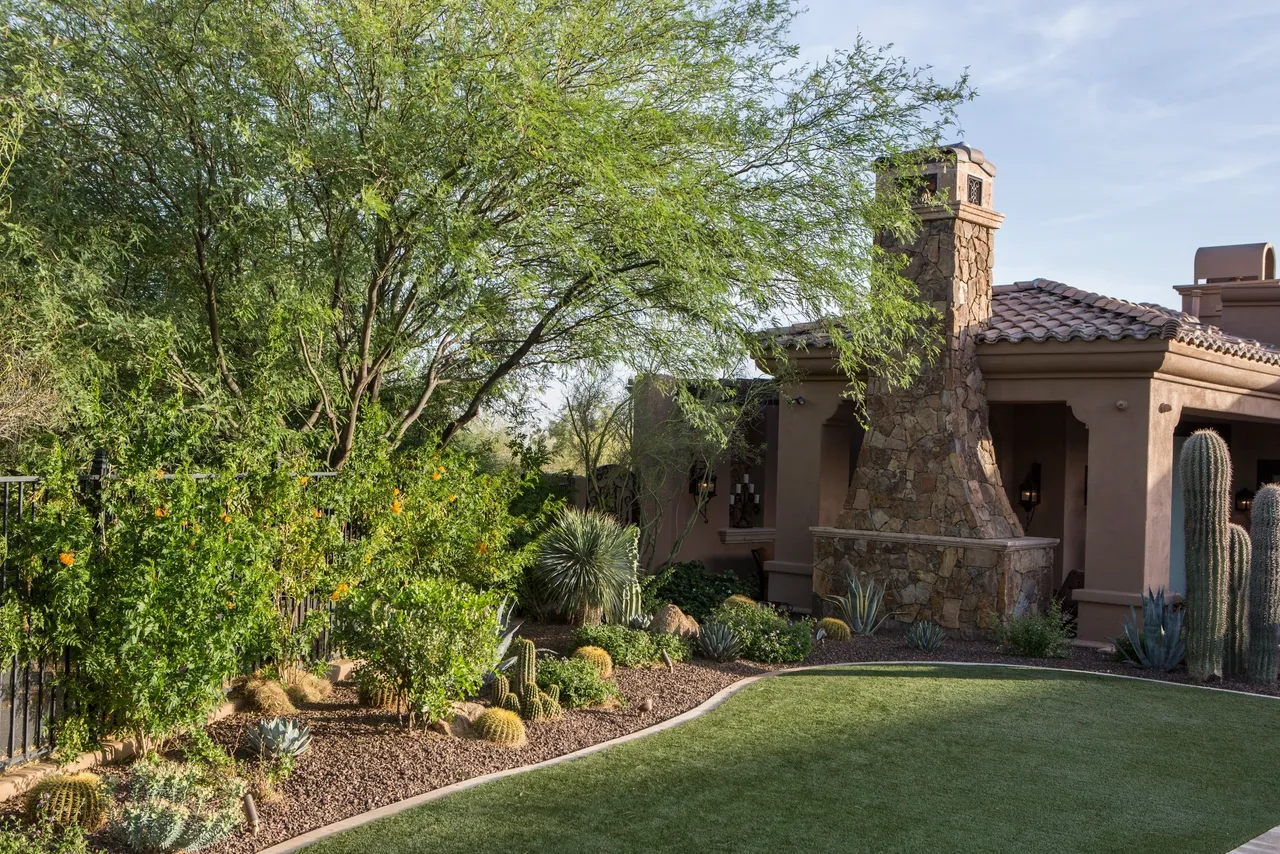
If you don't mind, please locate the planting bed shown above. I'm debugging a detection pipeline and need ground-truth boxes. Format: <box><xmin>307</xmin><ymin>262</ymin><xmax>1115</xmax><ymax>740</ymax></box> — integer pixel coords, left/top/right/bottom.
<box><xmin>18</xmin><ymin>622</ymin><xmax>1280</xmax><ymax>853</ymax></box>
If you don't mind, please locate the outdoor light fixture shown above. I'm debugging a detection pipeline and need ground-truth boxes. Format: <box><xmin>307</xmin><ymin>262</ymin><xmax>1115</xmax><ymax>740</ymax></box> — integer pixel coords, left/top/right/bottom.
<box><xmin>1018</xmin><ymin>463</ymin><xmax>1042</xmax><ymax>521</ymax></box>
<box><xmin>688</xmin><ymin>465</ymin><xmax>717</xmax><ymax>499</ymax></box>
<box><xmin>1236</xmin><ymin>487</ymin><xmax>1256</xmax><ymax>513</ymax></box>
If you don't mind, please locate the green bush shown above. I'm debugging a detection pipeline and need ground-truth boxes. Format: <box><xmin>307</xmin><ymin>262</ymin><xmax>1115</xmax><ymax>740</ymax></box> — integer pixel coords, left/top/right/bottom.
<box><xmin>112</xmin><ymin>759</ymin><xmax>246</xmax><ymax>853</ymax></box>
<box><xmin>650</xmin><ymin>630</ymin><xmax>692</xmax><ymax>663</ymax></box>
<box><xmin>994</xmin><ymin>601</ymin><xmax>1072</xmax><ymax>659</ymax></box>
<box><xmin>646</xmin><ymin>561</ymin><xmax>757</xmax><ymax>622</ymax></box>
<box><xmin>336</xmin><ymin>577</ymin><xmax>499</xmax><ymax>727</ymax></box>
<box><xmin>0</xmin><ymin>819</ymin><xmax>87</xmax><ymax>854</ymax></box>
<box><xmin>710</xmin><ymin>601</ymin><xmax>812</xmax><ymax>663</ymax></box>
<box><xmin>536</xmin><ymin>658</ymin><xmax>619</xmax><ymax>708</ymax></box>
<box><xmin>571</xmin><ymin>624</ymin><xmax>660</xmax><ymax>668</ymax></box>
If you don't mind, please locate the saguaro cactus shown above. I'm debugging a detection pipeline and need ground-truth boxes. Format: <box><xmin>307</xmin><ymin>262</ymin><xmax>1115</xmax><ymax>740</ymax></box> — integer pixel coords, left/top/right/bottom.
<box><xmin>1248</xmin><ymin>485</ymin><xmax>1280</xmax><ymax>684</ymax></box>
<box><xmin>1225</xmin><ymin>523</ymin><xmax>1252</xmax><ymax>677</ymax></box>
<box><xmin>1181</xmin><ymin>429</ymin><xmax>1232</xmax><ymax>681</ymax></box>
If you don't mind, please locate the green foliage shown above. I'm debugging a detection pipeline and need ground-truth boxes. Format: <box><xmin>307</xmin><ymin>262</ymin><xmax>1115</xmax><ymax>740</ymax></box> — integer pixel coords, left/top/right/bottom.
<box><xmin>695</xmin><ymin>623</ymin><xmax>742</xmax><ymax>662</ymax></box>
<box><xmin>23</xmin><ymin>774</ymin><xmax>107</xmax><ymax>832</ymax></box>
<box><xmin>112</xmin><ymin>759</ymin><xmax>246</xmax><ymax>852</ymax></box>
<box><xmin>650</xmin><ymin>631</ymin><xmax>692</xmax><ymax>664</ymax></box>
<box><xmin>0</xmin><ymin>819</ymin><xmax>87</xmax><ymax>854</ymax></box>
<box><xmin>353</xmin><ymin>668</ymin><xmax>397</xmax><ymax>711</ymax></box>
<box><xmin>1226</xmin><ymin>523</ymin><xmax>1251</xmax><ymax>678</ymax></box>
<box><xmin>815</xmin><ymin>617</ymin><xmax>851</xmax><ymax>642</ymax></box>
<box><xmin>335</xmin><ymin>578</ymin><xmax>499</xmax><ymax>727</ymax></box>
<box><xmin>709</xmin><ymin>601</ymin><xmax>812</xmax><ymax>663</ymax></box>
<box><xmin>51</xmin><ymin>716</ymin><xmax>91</xmax><ymax>766</ymax></box>
<box><xmin>905</xmin><ymin>620</ymin><xmax>947</xmax><ymax>653</ymax></box>
<box><xmin>181</xmin><ymin>728</ymin><xmax>235</xmax><ymax>778</ymax></box>
<box><xmin>571</xmin><ymin>624</ymin><xmax>665</xmax><ymax>668</ymax></box>
<box><xmin>645</xmin><ymin>562</ymin><xmax>756</xmax><ymax>622</ymax></box>
<box><xmin>246</xmin><ymin>718</ymin><xmax>311</xmax><ymax>762</ymax></box>
<box><xmin>473</xmin><ymin>709</ymin><xmax>526</xmax><ymax>748</ymax></box>
<box><xmin>1180</xmin><ymin>429</ymin><xmax>1232</xmax><ymax>681</ymax></box>
<box><xmin>994</xmin><ymin>602</ymin><xmax>1072</xmax><ymax>659</ymax></box>
<box><xmin>1249</xmin><ymin>485</ymin><xmax>1280</xmax><ymax>684</ymax></box>
<box><xmin>823</xmin><ymin>573</ymin><xmax>893</xmax><ymax>637</ymax></box>
<box><xmin>536</xmin><ymin>658</ymin><xmax>619</xmax><ymax>709</ymax></box>
<box><xmin>1114</xmin><ymin>589</ymin><xmax>1184</xmax><ymax>673</ymax></box>
<box><xmin>535</xmin><ymin>509</ymin><xmax>637</xmax><ymax>625</ymax></box>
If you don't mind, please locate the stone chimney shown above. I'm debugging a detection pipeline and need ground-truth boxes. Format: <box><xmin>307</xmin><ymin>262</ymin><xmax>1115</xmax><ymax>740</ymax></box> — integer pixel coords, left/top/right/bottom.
<box><xmin>811</xmin><ymin>143</ymin><xmax>1056</xmax><ymax>632</ymax></box>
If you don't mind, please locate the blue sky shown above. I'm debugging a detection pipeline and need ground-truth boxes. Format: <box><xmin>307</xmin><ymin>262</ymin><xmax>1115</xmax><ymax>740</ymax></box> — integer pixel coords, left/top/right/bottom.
<box><xmin>794</xmin><ymin>0</ymin><xmax>1280</xmax><ymax>308</ymax></box>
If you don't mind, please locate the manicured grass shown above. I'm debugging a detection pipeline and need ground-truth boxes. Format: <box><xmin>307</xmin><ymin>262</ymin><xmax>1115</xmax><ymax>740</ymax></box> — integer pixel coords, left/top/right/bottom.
<box><xmin>309</xmin><ymin>665</ymin><xmax>1280</xmax><ymax>853</ymax></box>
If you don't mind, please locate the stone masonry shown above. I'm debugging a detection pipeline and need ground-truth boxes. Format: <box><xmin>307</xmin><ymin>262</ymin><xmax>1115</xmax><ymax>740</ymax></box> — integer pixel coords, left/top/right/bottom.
<box><xmin>812</xmin><ymin>144</ymin><xmax>1057</xmax><ymax>633</ymax></box>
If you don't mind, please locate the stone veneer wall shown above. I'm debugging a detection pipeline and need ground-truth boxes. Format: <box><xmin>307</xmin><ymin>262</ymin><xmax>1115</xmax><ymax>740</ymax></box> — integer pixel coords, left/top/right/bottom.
<box><xmin>813</xmin><ymin>531</ymin><xmax>1054</xmax><ymax>634</ymax></box>
<box><xmin>813</xmin><ymin>174</ymin><xmax>1055</xmax><ymax>629</ymax></box>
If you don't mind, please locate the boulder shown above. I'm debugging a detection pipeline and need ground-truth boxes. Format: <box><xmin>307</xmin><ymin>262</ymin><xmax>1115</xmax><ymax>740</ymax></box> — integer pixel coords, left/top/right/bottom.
<box><xmin>651</xmin><ymin>604</ymin><xmax>700</xmax><ymax>639</ymax></box>
<box><xmin>429</xmin><ymin>701</ymin><xmax>486</xmax><ymax>738</ymax></box>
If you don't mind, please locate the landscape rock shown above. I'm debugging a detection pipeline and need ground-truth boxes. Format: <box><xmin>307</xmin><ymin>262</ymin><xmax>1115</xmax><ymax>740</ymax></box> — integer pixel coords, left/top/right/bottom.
<box><xmin>651</xmin><ymin>604</ymin><xmax>700</xmax><ymax>639</ymax></box>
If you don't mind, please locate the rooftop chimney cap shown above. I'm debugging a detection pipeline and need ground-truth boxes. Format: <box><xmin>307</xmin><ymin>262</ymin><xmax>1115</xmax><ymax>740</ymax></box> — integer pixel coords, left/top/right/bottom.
<box><xmin>943</xmin><ymin>142</ymin><xmax>997</xmax><ymax>177</ymax></box>
<box><xmin>1194</xmin><ymin>242</ymin><xmax>1275</xmax><ymax>284</ymax></box>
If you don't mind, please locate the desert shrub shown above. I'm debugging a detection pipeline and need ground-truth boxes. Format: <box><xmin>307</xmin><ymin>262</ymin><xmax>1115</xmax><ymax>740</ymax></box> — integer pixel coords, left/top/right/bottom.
<box><xmin>994</xmin><ymin>601</ymin><xmax>1072</xmax><ymax>658</ymax></box>
<box><xmin>336</xmin><ymin>577</ymin><xmax>499</xmax><ymax>726</ymax></box>
<box><xmin>571</xmin><ymin>624</ymin><xmax>660</xmax><ymax>668</ymax></box>
<box><xmin>710</xmin><ymin>601</ymin><xmax>812</xmax><ymax>663</ymax></box>
<box><xmin>0</xmin><ymin>819</ymin><xmax>87</xmax><ymax>854</ymax></box>
<box><xmin>650</xmin><ymin>630</ymin><xmax>692</xmax><ymax>663</ymax></box>
<box><xmin>180</xmin><ymin>728</ymin><xmax>235</xmax><ymax>778</ymax></box>
<box><xmin>536</xmin><ymin>658</ymin><xmax>619</xmax><ymax>708</ymax></box>
<box><xmin>112</xmin><ymin>759</ymin><xmax>246</xmax><ymax>853</ymax></box>
<box><xmin>646</xmin><ymin>562</ymin><xmax>756</xmax><ymax>622</ymax></box>
<box><xmin>822</xmin><ymin>572</ymin><xmax>893</xmax><ymax>636</ymax></box>
<box><xmin>534</xmin><ymin>509</ymin><xmax>637</xmax><ymax>624</ymax></box>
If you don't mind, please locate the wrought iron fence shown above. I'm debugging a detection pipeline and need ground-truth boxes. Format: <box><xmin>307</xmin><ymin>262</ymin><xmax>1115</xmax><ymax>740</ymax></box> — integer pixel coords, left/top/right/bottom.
<box><xmin>0</xmin><ymin>470</ymin><xmax>340</xmax><ymax>770</ymax></box>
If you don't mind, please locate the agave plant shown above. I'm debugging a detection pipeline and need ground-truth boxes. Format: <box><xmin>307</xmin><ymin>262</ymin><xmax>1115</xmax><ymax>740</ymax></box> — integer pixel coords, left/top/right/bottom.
<box><xmin>246</xmin><ymin>718</ymin><xmax>311</xmax><ymax>761</ymax></box>
<box><xmin>822</xmin><ymin>572</ymin><xmax>894</xmax><ymax>636</ymax></box>
<box><xmin>484</xmin><ymin>595</ymin><xmax>524</xmax><ymax>685</ymax></box>
<box><xmin>535</xmin><ymin>509</ymin><xmax>637</xmax><ymax>625</ymax></box>
<box><xmin>627</xmin><ymin>614</ymin><xmax>652</xmax><ymax>631</ymax></box>
<box><xmin>906</xmin><ymin>620</ymin><xmax>947</xmax><ymax>652</ymax></box>
<box><xmin>696</xmin><ymin>622</ymin><xmax>742</xmax><ymax>662</ymax></box>
<box><xmin>1115</xmin><ymin>587</ymin><xmax>1185</xmax><ymax>673</ymax></box>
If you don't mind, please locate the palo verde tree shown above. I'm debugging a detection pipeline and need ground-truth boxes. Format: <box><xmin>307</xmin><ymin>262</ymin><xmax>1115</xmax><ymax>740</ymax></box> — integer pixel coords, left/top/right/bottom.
<box><xmin>2</xmin><ymin>0</ymin><xmax>970</xmax><ymax>466</ymax></box>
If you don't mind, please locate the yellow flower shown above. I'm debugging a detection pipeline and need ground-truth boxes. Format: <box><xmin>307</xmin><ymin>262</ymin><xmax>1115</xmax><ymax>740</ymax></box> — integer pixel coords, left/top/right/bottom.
<box><xmin>392</xmin><ymin>487</ymin><xmax>400</xmax><ymax>496</ymax></box>
<box><xmin>155</xmin><ymin>469</ymin><xmax>165</xmax><ymax>479</ymax></box>
<box><xmin>330</xmin><ymin>582</ymin><xmax>351</xmax><ymax>602</ymax></box>
<box><xmin>299</xmin><ymin>476</ymin><xmax>309</xmax><ymax>485</ymax></box>
<box><xmin>180</xmin><ymin>520</ymin><xmax>188</xmax><ymax>528</ymax></box>
<box><xmin>192</xmin><ymin>523</ymin><xmax>200</xmax><ymax>534</ymax></box>
<box><xmin>448</xmin><ymin>494</ymin><xmax>457</xmax><ymax>503</ymax></box>
<box><xmin>363</xmin><ymin>552</ymin><xmax>372</xmax><ymax>565</ymax></box>
<box><xmin>437</xmin><ymin>465</ymin><xmax>446</xmax><ymax>474</ymax></box>
<box><xmin>431</xmin><ymin>472</ymin><xmax>441</xmax><ymax>481</ymax></box>
<box><xmin>58</xmin><ymin>552</ymin><xmax>75</xmax><ymax>567</ymax></box>
<box><xmin>155</xmin><ymin>507</ymin><xmax>169</xmax><ymax>518</ymax></box>
<box><xmin>220</xmin><ymin>512</ymin><xmax>231</xmax><ymax>524</ymax></box>
<box><xmin>226</xmin><ymin>601</ymin><xmax>235</xmax><ymax>610</ymax></box>
<box><xmin>391</xmin><ymin>500</ymin><xmax>403</xmax><ymax>515</ymax></box>
<box><xmin>313</xmin><ymin>508</ymin><xmax>323</xmax><ymax>519</ymax></box>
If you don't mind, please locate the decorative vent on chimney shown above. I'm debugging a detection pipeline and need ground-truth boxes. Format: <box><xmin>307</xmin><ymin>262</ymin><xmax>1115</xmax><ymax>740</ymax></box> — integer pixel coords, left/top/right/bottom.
<box><xmin>967</xmin><ymin>175</ymin><xmax>983</xmax><ymax>206</ymax></box>
<box><xmin>1194</xmin><ymin>243</ymin><xmax>1275</xmax><ymax>284</ymax></box>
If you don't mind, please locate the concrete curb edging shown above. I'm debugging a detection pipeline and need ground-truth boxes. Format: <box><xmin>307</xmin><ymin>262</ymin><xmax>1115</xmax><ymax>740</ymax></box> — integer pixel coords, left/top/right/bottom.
<box><xmin>254</xmin><ymin>660</ymin><xmax>1280</xmax><ymax>854</ymax></box>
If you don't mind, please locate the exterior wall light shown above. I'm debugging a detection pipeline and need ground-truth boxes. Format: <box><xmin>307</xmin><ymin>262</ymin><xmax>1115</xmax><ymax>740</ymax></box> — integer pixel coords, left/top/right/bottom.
<box><xmin>689</xmin><ymin>465</ymin><xmax>717</xmax><ymax>499</ymax></box>
<box><xmin>1236</xmin><ymin>487</ymin><xmax>1255</xmax><ymax>513</ymax></box>
<box><xmin>1018</xmin><ymin>462</ymin><xmax>1042</xmax><ymax>519</ymax></box>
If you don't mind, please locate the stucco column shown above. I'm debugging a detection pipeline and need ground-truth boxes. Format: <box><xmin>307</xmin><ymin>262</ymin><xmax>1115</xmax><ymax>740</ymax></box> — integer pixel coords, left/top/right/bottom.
<box><xmin>764</xmin><ymin>378</ymin><xmax>847</xmax><ymax>608</ymax></box>
<box><xmin>1069</xmin><ymin>384</ymin><xmax>1179</xmax><ymax>642</ymax></box>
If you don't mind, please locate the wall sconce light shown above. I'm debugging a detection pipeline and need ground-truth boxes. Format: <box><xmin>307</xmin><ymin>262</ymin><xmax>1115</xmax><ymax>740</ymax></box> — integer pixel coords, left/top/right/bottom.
<box><xmin>1018</xmin><ymin>463</ymin><xmax>1042</xmax><ymax>525</ymax></box>
<box><xmin>1236</xmin><ymin>487</ymin><xmax>1255</xmax><ymax>513</ymax></box>
<box><xmin>689</xmin><ymin>466</ymin><xmax>717</xmax><ymax>499</ymax></box>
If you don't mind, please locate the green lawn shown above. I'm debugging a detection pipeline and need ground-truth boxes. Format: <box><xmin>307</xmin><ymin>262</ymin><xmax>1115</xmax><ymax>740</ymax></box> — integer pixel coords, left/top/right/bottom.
<box><xmin>309</xmin><ymin>665</ymin><xmax>1280</xmax><ymax>854</ymax></box>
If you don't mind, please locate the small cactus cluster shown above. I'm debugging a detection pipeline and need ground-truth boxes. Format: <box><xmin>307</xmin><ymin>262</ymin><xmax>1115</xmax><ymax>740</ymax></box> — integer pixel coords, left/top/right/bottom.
<box><xmin>473</xmin><ymin>708</ymin><xmax>527</xmax><ymax>747</ymax></box>
<box><xmin>24</xmin><ymin>772</ymin><xmax>108</xmax><ymax>831</ymax></box>
<box><xmin>815</xmin><ymin>617</ymin><xmax>852</xmax><ymax>642</ymax></box>
<box><xmin>492</xmin><ymin>640</ymin><xmax>562</xmax><ymax>721</ymax></box>
<box><xmin>1177</xmin><ymin>430</ymin><xmax>1280</xmax><ymax>684</ymax></box>
<box><xmin>572</xmin><ymin>645</ymin><xmax>614</xmax><ymax>678</ymax></box>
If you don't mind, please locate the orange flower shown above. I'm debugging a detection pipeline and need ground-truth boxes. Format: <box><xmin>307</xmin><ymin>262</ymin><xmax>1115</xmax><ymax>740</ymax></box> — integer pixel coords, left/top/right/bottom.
<box><xmin>391</xmin><ymin>500</ymin><xmax>403</xmax><ymax>514</ymax></box>
<box><xmin>392</xmin><ymin>487</ymin><xmax>400</xmax><ymax>496</ymax></box>
<box><xmin>226</xmin><ymin>601</ymin><xmax>235</xmax><ymax>610</ymax></box>
<box><xmin>299</xmin><ymin>476</ymin><xmax>309</xmax><ymax>485</ymax></box>
<box><xmin>154</xmin><ymin>469</ymin><xmax>165</xmax><ymax>479</ymax></box>
<box><xmin>58</xmin><ymin>552</ymin><xmax>75</xmax><ymax>567</ymax></box>
<box><xmin>154</xmin><ymin>507</ymin><xmax>169</xmax><ymax>518</ymax></box>
<box><xmin>220</xmin><ymin>512</ymin><xmax>231</xmax><ymax>524</ymax></box>
<box><xmin>431</xmin><ymin>472</ymin><xmax>441</xmax><ymax>481</ymax></box>
<box><xmin>313</xmin><ymin>508</ymin><xmax>323</xmax><ymax>519</ymax></box>
<box><xmin>476</xmin><ymin>541</ymin><xmax>488</xmax><ymax>555</ymax></box>
<box><xmin>330</xmin><ymin>582</ymin><xmax>351</xmax><ymax>602</ymax></box>
<box><xmin>437</xmin><ymin>465</ymin><xmax>446</xmax><ymax>474</ymax></box>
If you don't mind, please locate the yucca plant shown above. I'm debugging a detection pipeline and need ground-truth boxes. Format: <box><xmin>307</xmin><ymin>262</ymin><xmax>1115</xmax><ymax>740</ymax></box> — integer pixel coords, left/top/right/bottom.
<box><xmin>1115</xmin><ymin>588</ymin><xmax>1185</xmax><ymax>673</ymax></box>
<box><xmin>822</xmin><ymin>572</ymin><xmax>894</xmax><ymax>636</ymax></box>
<box><xmin>536</xmin><ymin>508</ymin><xmax>637</xmax><ymax>625</ymax></box>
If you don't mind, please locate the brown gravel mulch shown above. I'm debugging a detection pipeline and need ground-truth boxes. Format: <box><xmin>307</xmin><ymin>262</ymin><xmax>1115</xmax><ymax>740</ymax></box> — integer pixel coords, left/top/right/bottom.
<box><xmin>68</xmin><ymin>627</ymin><xmax>1280</xmax><ymax>853</ymax></box>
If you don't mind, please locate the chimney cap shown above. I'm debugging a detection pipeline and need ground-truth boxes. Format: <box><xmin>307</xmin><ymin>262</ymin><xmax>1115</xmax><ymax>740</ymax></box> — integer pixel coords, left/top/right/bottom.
<box><xmin>942</xmin><ymin>142</ymin><xmax>997</xmax><ymax>177</ymax></box>
<box><xmin>1194</xmin><ymin>242</ymin><xmax>1275</xmax><ymax>284</ymax></box>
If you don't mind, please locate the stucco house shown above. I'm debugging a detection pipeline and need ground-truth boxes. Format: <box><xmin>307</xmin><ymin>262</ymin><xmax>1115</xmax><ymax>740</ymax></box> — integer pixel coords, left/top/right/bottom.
<box><xmin>656</xmin><ymin>142</ymin><xmax>1280</xmax><ymax>645</ymax></box>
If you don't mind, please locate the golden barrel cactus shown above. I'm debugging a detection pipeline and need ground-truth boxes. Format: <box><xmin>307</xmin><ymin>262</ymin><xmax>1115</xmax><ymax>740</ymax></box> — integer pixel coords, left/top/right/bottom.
<box><xmin>473</xmin><ymin>709</ymin><xmax>527</xmax><ymax>748</ymax></box>
<box><xmin>24</xmin><ymin>772</ymin><xmax>108</xmax><ymax>831</ymax></box>
<box><xmin>816</xmin><ymin>617</ymin><xmax>852</xmax><ymax>642</ymax></box>
<box><xmin>571</xmin><ymin>645</ymin><xmax>614</xmax><ymax>678</ymax></box>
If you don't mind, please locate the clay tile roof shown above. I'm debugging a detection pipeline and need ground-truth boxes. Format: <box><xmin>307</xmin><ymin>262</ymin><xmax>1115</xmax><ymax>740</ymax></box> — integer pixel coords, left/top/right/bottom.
<box><xmin>983</xmin><ymin>278</ymin><xmax>1280</xmax><ymax>366</ymax></box>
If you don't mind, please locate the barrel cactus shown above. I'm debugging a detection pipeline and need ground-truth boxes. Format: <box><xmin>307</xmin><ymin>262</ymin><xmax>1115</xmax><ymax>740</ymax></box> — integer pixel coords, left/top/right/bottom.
<box><xmin>1249</xmin><ymin>484</ymin><xmax>1280</xmax><ymax>684</ymax></box>
<box><xmin>815</xmin><ymin>617</ymin><xmax>852</xmax><ymax>642</ymax></box>
<box><xmin>24</xmin><ymin>772</ymin><xmax>108</xmax><ymax>831</ymax></box>
<box><xmin>500</xmin><ymin>692</ymin><xmax>522</xmax><ymax>715</ymax></box>
<box><xmin>571</xmin><ymin>646</ymin><xmax>614</xmax><ymax>678</ymax></box>
<box><xmin>473</xmin><ymin>709</ymin><xmax>527</xmax><ymax>748</ymax></box>
<box><xmin>519</xmin><ymin>681</ymin><xmax>545</xmax><ymax>721</ymax></box>
<box><xmin>489</xmin><ymin>673</ymin><xmax>511</xmax><ymax>709</ymax></box>
<box><xmin>1226</xmin><ymin>523</ymin><xmax>1252</xmax><ymax>676</ymax></box>
<box><xmin>513</xmin><ymin>638</ymin><xmax>537</xmax><ymax>687</ymax></box>
<box><xmin>1181</xmin><ymin>429</ymin><xmax>1232</xmax><ymax>681</ymax></box>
